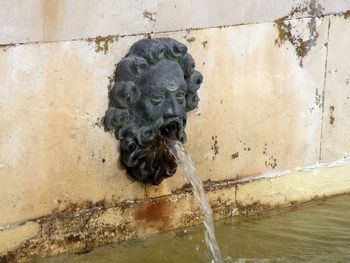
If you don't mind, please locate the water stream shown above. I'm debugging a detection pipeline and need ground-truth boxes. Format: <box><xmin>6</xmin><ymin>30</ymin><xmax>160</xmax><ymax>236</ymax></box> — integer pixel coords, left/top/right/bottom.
<box><xmin>169</xmin><ymin>140</ymin><xmax>223</xmax><ymax>263</ymax></box>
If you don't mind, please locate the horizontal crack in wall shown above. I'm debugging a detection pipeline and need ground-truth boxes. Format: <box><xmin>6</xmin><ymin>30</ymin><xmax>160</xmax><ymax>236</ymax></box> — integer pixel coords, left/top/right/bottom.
<box><xmin>2</xmin><ymin>11</ymin><xmax>349</xmax><ymax>50</ymax></box>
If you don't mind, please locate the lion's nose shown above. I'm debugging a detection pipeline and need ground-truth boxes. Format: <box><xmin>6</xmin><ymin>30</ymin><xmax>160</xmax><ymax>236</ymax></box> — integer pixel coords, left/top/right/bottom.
<box><xmin>164</xmin><ymin>106</ymin><xmax>176</xmax><ymax>118</ymax></box>
<box><xmin>164</xmin><ymin>97</ymin><xmax>179</xmax><ymax>118</ymax></box>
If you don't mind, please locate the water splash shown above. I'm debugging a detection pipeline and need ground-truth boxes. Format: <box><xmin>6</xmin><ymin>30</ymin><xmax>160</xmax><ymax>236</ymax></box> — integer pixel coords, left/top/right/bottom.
<box><xmin>169</xmin><ymin>140</ymin><xmax>223</xmax><ymax>263</ymax></box>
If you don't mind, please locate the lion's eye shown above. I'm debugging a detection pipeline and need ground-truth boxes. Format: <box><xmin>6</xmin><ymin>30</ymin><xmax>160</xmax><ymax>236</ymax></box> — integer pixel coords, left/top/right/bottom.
<box><xmin>176</xmin><ymin>91</ymin><xmax>185</xmax><ymax>103</ymax></box>
<box><xmin>151</xmin><ymin>95</ymin><xmax>164</xmax><ymax>105</ymax></box>
<box><xmin>176</xmin><ymin>91</ymin><xmax>185</xmax><ymax>98</ymax></box>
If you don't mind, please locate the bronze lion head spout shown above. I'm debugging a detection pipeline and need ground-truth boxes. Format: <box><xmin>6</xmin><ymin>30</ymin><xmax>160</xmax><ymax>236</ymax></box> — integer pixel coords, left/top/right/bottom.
<box><xmin>104</xmin><ymin>38</ymin><xmax>202</xmax><ymax>185</ymax></box>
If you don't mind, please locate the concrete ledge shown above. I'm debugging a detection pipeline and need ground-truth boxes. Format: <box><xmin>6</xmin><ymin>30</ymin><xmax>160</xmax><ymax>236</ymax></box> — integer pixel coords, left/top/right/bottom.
<box><xmin>1</xmin><ymin>159</ymin><xmax>349</xmax><ymax>262</ymax></box>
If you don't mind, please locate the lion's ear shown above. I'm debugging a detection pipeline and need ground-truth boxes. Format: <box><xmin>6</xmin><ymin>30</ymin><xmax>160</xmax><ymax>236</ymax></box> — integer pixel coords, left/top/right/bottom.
<box><xmin>179</xmin><ymin>54</ymin><xmax>195</xmax><ymax>79</ymax></box>
<box><xmin>129</xmin><ymin>38</ymin><xmax>165</xmax><ymax>64</ymax></box>
<box><xmin>115</xmin><ymin>55</ymin><xmax>148</xmax><ymax>82</ymax></box>
<box><xmin>187</xmin><ymin>71</ymin><xmax>203</xmax><ymax>92</ymax></box>
<box><xmin>104</xmin><ymin>107</ymin><xmax>133</xmax><ymax>132</ymax></box>
<box><xmin>185</xmin><ymin>92</ymin><xmax>200</xmax><ymax>112</ymax></box>
<box><xmin>157</xmin><ymin>38</ymin><xmax>188</xmax><ymax>59</ymax></box>
<box><xmin>110</xmin><ymin>81</ymin><xmax>140</xmax><ymax>109</ymax></box>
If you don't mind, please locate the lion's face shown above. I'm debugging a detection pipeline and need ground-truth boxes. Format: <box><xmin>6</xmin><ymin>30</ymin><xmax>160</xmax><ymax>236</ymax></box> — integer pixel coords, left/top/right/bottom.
<box><xmin>105</xmin><ymin>38</ymin><xmax>202</xmax><ymax>185</ymax></box>
<box><xmin>136</xmin><ymin>59</ymin><xmax>187</xmax><ymax>142</ymax></box>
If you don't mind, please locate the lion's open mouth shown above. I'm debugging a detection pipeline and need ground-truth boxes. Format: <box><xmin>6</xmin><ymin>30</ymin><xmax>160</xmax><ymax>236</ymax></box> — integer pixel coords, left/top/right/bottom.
<box><xmin>160</xmin><ymin>120</ymin><xmax>181</xmax><ymax>140</ymax></box>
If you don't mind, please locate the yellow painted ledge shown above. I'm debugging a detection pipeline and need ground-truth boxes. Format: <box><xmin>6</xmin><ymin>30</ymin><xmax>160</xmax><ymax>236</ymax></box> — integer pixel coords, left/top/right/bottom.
<box><xmin>237</xmin><ymin>160</ymin><xmax>350</xmax><ymax>208</ymax></box>
<box><xmin>0</xmin><ymin>222</ymin><xmax>40</xmax><ymax>256</ymax></box>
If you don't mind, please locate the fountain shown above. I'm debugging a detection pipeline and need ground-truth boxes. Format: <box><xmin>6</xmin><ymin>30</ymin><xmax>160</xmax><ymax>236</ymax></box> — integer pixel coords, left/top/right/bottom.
<box><xmin>104</xmin><ymin>37</ymin><xmax>222</xmax><ymax>262</ymax></box>
<box><xmin>104</xmin><ymin>37</ymin><xmax>202</xmax><ymax>185</ymax></box>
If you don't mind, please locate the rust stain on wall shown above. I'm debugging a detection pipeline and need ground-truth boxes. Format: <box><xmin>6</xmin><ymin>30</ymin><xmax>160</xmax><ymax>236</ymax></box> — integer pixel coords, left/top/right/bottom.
<box><xmin>135</xmin><ymin>198</ymin><xmax>174</xmax><ymax>233</ymax></box>
<box><xmin>44</xmin><ymin>0</ymin><xmax>62</xmax><ymax>41</ymax></box>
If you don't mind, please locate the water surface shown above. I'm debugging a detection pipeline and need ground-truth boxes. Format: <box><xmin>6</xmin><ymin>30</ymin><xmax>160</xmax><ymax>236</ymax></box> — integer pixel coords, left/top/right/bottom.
<box><xmin>38</xmin><ymin>194</ymin><xmax>350</xmax><ymax>263</ymax></box>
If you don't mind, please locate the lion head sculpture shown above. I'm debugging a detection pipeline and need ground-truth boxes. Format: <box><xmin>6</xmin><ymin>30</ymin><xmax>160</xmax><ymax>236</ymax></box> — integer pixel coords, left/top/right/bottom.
<box><xmin>104</xmin><ymin>38</ymin><xmax>202</xmax><ymax>185</ymax></box>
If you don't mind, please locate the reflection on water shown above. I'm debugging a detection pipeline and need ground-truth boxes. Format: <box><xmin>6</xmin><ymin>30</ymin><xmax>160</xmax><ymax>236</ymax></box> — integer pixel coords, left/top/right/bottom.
<box><xmin>38</xmin><ymin>195</ymin><xmax>350</xmax><ymax>263</ymax></box>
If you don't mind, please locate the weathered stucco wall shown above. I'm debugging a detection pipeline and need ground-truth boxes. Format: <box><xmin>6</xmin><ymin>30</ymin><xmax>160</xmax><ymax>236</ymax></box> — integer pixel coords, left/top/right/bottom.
<box><xmin>1</xmin><ymin>0</ymin><xmax>350</xmax><ymax>262</ymax></box>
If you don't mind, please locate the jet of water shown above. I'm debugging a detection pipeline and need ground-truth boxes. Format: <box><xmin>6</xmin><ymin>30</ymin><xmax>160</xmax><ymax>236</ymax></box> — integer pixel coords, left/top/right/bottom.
<box><xmin>168</xmin><ymin>140</ymin><xmax>223</xmax><ymax>263</ymax></box>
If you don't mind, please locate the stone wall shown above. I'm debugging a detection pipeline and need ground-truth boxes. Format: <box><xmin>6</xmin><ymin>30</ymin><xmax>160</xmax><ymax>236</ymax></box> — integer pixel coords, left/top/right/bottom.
<box><xmin>1</xmin><ymin>0</ymin><xmax>350</xmax><ymax>261</ymax></box>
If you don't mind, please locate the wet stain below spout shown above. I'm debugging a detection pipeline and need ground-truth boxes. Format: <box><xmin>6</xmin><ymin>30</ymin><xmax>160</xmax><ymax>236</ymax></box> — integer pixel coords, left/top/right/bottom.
<box><xmin>135</xmin><ymin>199</ymin><xmax>174</xmax><ymax>234</ymax></box>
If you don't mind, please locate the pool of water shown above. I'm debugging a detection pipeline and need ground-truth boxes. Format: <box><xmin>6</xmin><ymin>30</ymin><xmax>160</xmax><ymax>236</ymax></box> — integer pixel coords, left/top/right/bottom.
<box><xmin>38</xmin><ymin>194</ymin><xmax>350</xmax><ymax>263</ymax></box>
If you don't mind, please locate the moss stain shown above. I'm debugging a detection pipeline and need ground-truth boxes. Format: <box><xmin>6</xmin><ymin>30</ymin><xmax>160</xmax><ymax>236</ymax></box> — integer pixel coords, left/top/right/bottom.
<box><xmin>0</xmin><ymin>43</ymin><xmax>16</xmax><ymax>52</ymax></box>
<box><xmin>315</xmin><ymin>88</ymin><xmax>322</xmax><ymax>108</ymax></box>
<box><xmin>186</xmin><ymin>37</ymin><xmax>196</xmax><ymax>43</ymax></box>
<box><xmin>86</xmin><ymin>35</ymin><xmax>119</xmax><ymax>55</ymax></box>
<box><xmin>343</xmin><ymin>10</ymin><xmax>350</xmax><ymax>19</ymax></box>
<box><xmin>274</xmin><ymin>0</ymin><xmax>322</xmax><ymax>67</ymax></box>
<box><xmin>211</xmin><ymin>135</ymin><xmax>219</xmax><ymax>160</ymax></box>
<box><xmin>274</xmin><ymin>16</ymin><xmax>291</xmax><ymax>46</ymax></box>
<box><xmin>329</xmin><ymin>105</ymin><xmax>335</xmax><ymax>126</ymax></box>
<box><xmin>143</xmin><ymin>10</ymin><xmax>156</xmax><ymax>21</ymax></box>
<box><xmin>262</xmin><ymin>144</ymin><xmax>277</xmax><ymax>169</ymax></box>
<box><xmin>231</xmin><ymin>152</ymin><xmax>239</xmax><ymax>160</ymax></box>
